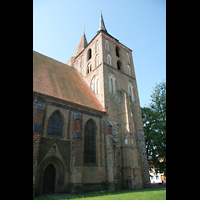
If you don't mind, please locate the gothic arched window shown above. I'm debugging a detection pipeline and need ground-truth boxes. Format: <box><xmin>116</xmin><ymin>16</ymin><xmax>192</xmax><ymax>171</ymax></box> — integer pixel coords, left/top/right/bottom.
<box><xmin>107</xmin><ymin>54</ymin><xmax>112</xmax><ymax>66</ymax></box>
<box><xmin>128</xmin><ymin>82</ymin><xmax>134</xmax><ymax>102</ymax></box>
<box><xmin>126</xmin><ymin>53</ymin><xmax>130</xmax><ymax>63</ymax></box>
<box><xmin>91</xmin><ymin>76</ymin><xmax>99</xmax><ymax>94</ymax></box>
<box><xmin>48</xmin><ymin>111</ymin><xmax>63</xmax><ymax>136</ymax></box>
<box><xmin>87</xmin><ymin>63</ymin><xmax>92</xmax><ymax>74</ymax></box>
<box><xmin>87</xmin><ymin>49</ymin><xmax>92</xmax><ymax>61</ymax></box>
<box><xmin>105</xmin><ymin>40</ymin><xmax>109</xmax><ymax>51</ymax></box>
<box><xmin>108</xmin><ymin>73</ymin><xmax>116</xmax><ymax>94</ymax></box>
<box><xmin>95</xmin><ymin>54</ymin><xmax>99</xmax><ymax>67</ymax></box>
<box><xmin>84</xmin><ymin>120</ymin><xmax>96</xmax><ymax>164</ymax></box>
<box><xmin>127</xmin><ymin>65</ymin><xmax>131</xmax><ymax>76</ymax></box>
<box><xmin>80</xmin><ymin>55</ymin><xmax>84</xmax><ymax>68</ymax></box>
<box><xmin>117</xmin><ymin>60</ymin><xmax>122</xmax><ymax>70</ymax></box>
<box><xmin>116</xmin><ymin>46</ymin><xmax>120</xmax><ymax>57</ymax></box>
<box><xmin>96</xmin><ymin>40</ymin><xmax>99</xmax><ymax>53</ymax></box>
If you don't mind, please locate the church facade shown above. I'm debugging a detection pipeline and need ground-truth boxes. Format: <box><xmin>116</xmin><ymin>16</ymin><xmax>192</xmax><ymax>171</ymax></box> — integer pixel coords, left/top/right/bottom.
<box><xmin>33</xmin><ymin>13</ymin><xmax>150</xmax><ymax>197</ymax></box>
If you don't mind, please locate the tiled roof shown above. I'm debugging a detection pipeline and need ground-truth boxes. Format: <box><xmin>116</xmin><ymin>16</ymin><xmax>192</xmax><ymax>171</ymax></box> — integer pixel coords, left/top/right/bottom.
<box><xmin>73</xmin><ymin>32</ymin><xmax>87</xmax><ymax>57</ymax></box>
<box><xmin>33</xmin><ymin>50</ymin><xmax>106</xmax><ymax>113</ymax></box>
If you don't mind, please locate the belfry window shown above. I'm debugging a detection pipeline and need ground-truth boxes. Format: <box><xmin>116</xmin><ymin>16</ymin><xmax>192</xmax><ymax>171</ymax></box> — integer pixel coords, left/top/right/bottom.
<box><xmin>87</xmin><ymin>49</ymin><xmax>92</xmax><ymax>61</ymax></box>
<box><xmin>48</xmin><ymin>111</ymin><xmax>63</xmax><ymax>136</ymax></box>
<box><xmin>116</xmin><ymin>46</ymin><xmax>120</xmax><ymax>57</ymax></box>
<box><xmin>128</xmin><ymin>82</ymin><xmax>134</xmax><ymax>102</ymax></box>
<box><xmin>107</xmin><ymin>54</ymin><xmax>112</xmax><ymax>66</ymax></box>
<box><xmin>87</xmin><ymin>63</ymin><xmax>92</xmax><ymax>74</ymax></box>
<box><xmin>117</xmin><ymin>60</ymin><xmax>121</xmax><ymax>70</ymax></box>
<box><xmin>96</xmin><ymin>40</ymin><xmax>99</xmax><ymax>53</ymax></box>
<box><xmin>127</xmin><ymin>65</ymin><xmax>131</xmax><ymax>76</ymax></box>
<box><xmin>105</xmin><ymin>40</ymin><xmax>109</xmax><ymax>51</ymax></box>
<box><xmin>84</xmin><ymin>120</ymin><xmax>96</xmax><ymax>164</ymax></box>
<box><xmin>95</xmin><ymin>54</ymin><xmax>99</xmax><ymax>67</ymax></box>
<box><xmin>108</xmin><ymin>73</ymin><xmax>116</xmax><ymax>94</ymax></box>
<box><xmin>126</xmin><ymin>53</ymin><xmax>130</xmax><ymax>63</ymax></box>
<box><xmin>91</xmin><ymin>76</ymin><xmax>99</xmax><ymax>94</ymax></box>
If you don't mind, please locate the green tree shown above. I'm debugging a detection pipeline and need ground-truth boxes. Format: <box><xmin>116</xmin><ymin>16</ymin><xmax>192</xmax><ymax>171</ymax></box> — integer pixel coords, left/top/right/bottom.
<box><xmin>141</xmin><ymin>81</ymin><xmax>166</xmax><ymax>176</ymax></box>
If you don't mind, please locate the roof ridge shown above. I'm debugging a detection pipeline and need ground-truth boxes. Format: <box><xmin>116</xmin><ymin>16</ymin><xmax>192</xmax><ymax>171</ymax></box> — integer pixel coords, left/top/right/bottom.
<box><xmin>33</xmin><ymin>50</ymin><xmax>72</xmax><ymax>68</ymax></box>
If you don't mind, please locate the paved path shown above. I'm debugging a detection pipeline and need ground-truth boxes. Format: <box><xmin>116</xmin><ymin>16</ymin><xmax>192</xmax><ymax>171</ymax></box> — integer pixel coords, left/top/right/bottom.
<box><xmin>37</xmin><ymin>183</ymin><xmax>166</xmax><ymax>200</ymax></box>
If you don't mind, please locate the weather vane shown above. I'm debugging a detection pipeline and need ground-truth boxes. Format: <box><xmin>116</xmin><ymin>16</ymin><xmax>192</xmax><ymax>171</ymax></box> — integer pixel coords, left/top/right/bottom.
<box><xmin>83</xmin><ymin>26</ymin><xmax>85</xmax><ymax>32</ymax></box>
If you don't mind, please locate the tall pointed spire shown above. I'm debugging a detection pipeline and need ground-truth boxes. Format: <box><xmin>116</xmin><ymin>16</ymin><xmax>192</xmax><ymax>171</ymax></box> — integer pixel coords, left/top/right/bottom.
<box><xmin>73</xmin><ymin>31</ymin><xmax>88</xmax><ymax>57</ymax></box>
<box><xmin>97</xmin><ymin>10</ymin><xmax>107</xmax><ymax>34</ymax></box>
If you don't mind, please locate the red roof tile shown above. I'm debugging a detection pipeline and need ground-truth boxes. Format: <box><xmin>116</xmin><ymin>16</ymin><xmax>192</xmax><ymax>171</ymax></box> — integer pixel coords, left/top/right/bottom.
<box><xmin>33</xmin><ymin>50</ymin><xmax>106</xmax><ymax>113</ymax></box>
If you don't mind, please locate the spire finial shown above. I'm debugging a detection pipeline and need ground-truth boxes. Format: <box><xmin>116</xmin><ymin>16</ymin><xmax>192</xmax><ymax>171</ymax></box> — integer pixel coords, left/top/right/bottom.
<box><xmin>97</xmin><ymin>10</ymin><xmax>107</xmax><ymax>34</ymax></box>
<box><xmin>83</xmin><ymin>26</ymin><xmax>85</xmax><ymax>33</ymax></box>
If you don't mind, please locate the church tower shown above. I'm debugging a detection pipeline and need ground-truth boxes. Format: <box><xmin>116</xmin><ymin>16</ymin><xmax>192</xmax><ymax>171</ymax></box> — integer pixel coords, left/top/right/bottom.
<box><xmin>70</xmin><ymin>12</ymin><xmax>150</xmax><ymax>189</ymax></box>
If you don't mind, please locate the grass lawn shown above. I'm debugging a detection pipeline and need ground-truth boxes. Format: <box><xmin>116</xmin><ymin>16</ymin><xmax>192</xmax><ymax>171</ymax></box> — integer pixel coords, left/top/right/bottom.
<box><xmin>34</xmin><ymin>189</ymin><xmax>166</xmax><ymax>200</ymax></box>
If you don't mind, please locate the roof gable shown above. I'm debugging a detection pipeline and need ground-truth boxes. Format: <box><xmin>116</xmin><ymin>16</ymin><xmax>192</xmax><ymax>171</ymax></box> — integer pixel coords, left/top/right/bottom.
<box><xmin>33</xmin><ymin>50</ymin><xmax>106</xmax><ymax>113</ymax></box>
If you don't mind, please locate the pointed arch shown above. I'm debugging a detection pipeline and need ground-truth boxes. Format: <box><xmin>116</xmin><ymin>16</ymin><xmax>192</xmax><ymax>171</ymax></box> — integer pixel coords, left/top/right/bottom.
<box><xmin>87</xmin><ymin>63</ymin><xmax>92</xmax><ymax>74</ymax></box>
<box><xmin>95</xmin><ymin>54</ymin><xmax>100</xmax><ymax>67</ymax></box>
<box><xmin>96</xmin><ymin>40</ymin><xmax>100</xmax><ymax>53</ymax></box>
<box><xmin>108</xmin><ymin>73</ymin><xmax>116</xmax><ymax>94</ymax></box>
<box><xmin>87</xmin><ymin>48</ymin><xmax>92</xmax><ymax>61</ymax></box>
<box><xmin>116</xmin><ymin>46</ymin><xmax>120</xmax><ymax>57</ymax></box>
<box><xmin>84</xmin><ymin>119</ymin><xmax>97</xmax><ymax>164</ymax></box>
<box><xmin>90</xmin><ymin>75</ymin><xmax>99</xmax><ymax>94</ymax></box>
<box><xmin>126</xmin><ymin>52</ymin><xmax>130</xmax><ymax>63</ymax></box>
<box><xmin>47</xmin><ymin>110</ymin><xmax>63</xmax><ymax>136</ymax></box>
<box><xmin>105</xmin><ymin>40</ymin><xmax>109</xmax><ymax>51</ymax></box>
<box><xmin>128</xmin><ymin>81</ymin><xmax>134</xmax><ymax>102</ymax></box>
<box><xmin>107</xmin><ymin>54</ymin><xmax>112</xmax><ymax>66</ymax></box>
<box><xmin>127</xmin><ymin>65</ymin><xmax>131</xmax><ymax>76</ymax></box>
<box><xmin>36</xmin><ymin>155</ymin><xmax>67</xmax><ymax>196</ymax></box>
<box><xmin>80</xmin><ymin>55</ymin><xmax>84</xmax><ymax>68</ymax></box>
<box><xmin>42</xmin><ymin>164</ymin><xmax>55</xmax><ymax>194</ymax></box>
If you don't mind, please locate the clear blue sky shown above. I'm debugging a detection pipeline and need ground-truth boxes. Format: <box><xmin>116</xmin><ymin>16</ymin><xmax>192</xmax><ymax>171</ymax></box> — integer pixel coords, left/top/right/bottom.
<box><xmin>33</xmin><ymin>0</ymin><xmax>166</xmax><ymax>108</ymax></box>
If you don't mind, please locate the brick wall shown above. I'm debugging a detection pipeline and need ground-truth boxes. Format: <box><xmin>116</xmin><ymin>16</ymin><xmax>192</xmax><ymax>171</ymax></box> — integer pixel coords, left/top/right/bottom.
<box><xmin>33</xmin><ymin>25</ymin><xmax>150</xmax><ymax>193</ymax></box>
<box><xmin>33</xmin><ymin>98</ymin><xmax>45</xmax><ymax>197</ymax></box>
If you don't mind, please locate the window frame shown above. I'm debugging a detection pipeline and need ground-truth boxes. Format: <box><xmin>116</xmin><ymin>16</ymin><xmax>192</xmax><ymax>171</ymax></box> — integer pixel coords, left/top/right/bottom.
<box><xmin>108</xmin><ymin>73</ymin><xmax>116</xmax><ymax>94</ymax></box>
<box><xmin>87</xmin><ymin>48</ymin><xmax>92</xmax><ymax>61</ymax></box>
<box><xmin>127</xmin><ymin>65</ymin><xmax>131</xmax><ymax>76</ymax></box>
<box><xmin>91</xmin><ymin>75</ymin><xmax>99</xmax><ymax>94</ymax></box>
<box><xmin>126</xmin><ymin>53</ymin><xmax>130</xmax><ymax>63</ymax></box>
<box><xmin>95</xmin><ymin>54</ymin><xmax>99</xmax><ymax>67</ymax></box>
<box><xmin>128</xmin><ymin>82</ymin><xmax>134</xmax><ymax>102</ymax></box>
<box><xmin>47</xmin><ymin>111</ymin><xmax>63</xmax><ymax>137</ymax></box>
<box><xmin>105</xmin><ymin>40</ymin><xmax>109</xmax><ymax>51</ymax></box>
<box><xmin>84</xmin><ymin>120</ymin><xmax>97</xmax><ymax>165</ymax></box>
<box><xmin>107</xmin><ymin>54</ymin><xmax>112</xmax><ymax>66</ymax></box>
<box><xmin>96</xmin><ymin>40</ymin><xmax>100</xmax><ymax>53</ymax></box>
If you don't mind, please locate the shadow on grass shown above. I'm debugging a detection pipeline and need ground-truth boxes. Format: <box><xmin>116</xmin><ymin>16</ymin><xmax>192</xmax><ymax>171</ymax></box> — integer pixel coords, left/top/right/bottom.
<box><xmin>34</xmin><ymin>187</ymin><xmax>166</xmax><ymax>200</ymax></box>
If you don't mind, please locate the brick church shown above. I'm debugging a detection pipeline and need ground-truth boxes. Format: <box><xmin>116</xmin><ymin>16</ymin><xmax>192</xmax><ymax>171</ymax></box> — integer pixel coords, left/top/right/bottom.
<box><xmin>33</xmin><ymin>12</ymin><xmax>150</xmax><ymax>197</ymax></box>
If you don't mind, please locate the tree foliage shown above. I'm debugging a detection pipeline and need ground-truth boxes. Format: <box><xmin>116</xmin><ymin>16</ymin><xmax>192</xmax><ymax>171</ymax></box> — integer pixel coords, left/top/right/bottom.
<box><xmin>141</xmin><ymin>81</ymin><xmax>166</xmax><ymax>176</ymax></box>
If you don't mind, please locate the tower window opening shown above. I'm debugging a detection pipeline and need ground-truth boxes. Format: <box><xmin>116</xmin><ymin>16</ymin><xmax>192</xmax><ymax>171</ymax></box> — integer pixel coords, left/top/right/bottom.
<box><xmin>117</xmin><ymin>60</ymin><xmax>121</xmax><ymax>70</ymax></box>
<box><xmin>96</xmin><ymin>40</ymin><xmax>99</xmax><ymax>53</ymax></box>
<box><xmin>116</xmin><ymin>47</ymin><xmax>120</xmax><ymax>57</ymax></box>
<box><xmin>105</xmin><ymin>40</ymin><xmax>109</xmax><ymax>51</ymax></box>
<box><xmin>107</xmin><ymin>54</ymin><xmax>112</xmax><ymax>66</ymax></box>
<box><xmin>95</xmin><ymin>54</ymin><xmax>99</xmax><ymax>67</ymax></box>
<box><xmin>87</xmin><ymin>49</ymin><xmax>92</xmax><ymax>61</ymax></box>
<box><xmin>87</xmin><ymin>63</ymin><xmax>92</xmax><ymax>74</ymax></box>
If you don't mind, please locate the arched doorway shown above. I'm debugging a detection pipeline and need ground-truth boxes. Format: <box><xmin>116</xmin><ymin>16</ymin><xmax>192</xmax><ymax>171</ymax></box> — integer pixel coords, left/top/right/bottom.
<box><xmin>42</xmin><ymin>164</ymin><xmax>55</xmax><ymax>194</ymax></box>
